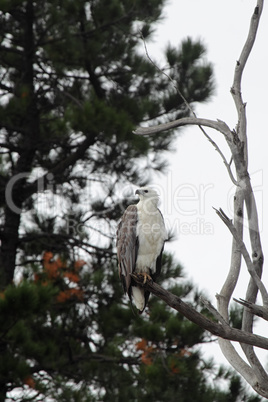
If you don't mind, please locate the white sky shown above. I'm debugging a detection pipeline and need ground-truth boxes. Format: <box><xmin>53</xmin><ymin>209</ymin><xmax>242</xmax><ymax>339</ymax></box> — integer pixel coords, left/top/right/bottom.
<box><xmin>145</xmin><ymin>0</ymin><xmax>268</xmax><ymax>379</ymax></box>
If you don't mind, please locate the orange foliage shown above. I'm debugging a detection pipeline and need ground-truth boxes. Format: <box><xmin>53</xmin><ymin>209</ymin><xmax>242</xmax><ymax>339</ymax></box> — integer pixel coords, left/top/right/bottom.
<box><xmin>64</xmin><ymin>272</ymin><xmax>80</xmax><ymax>283</ymax></box>
<box><xmin>136</xmin><ymin>338</ymin><xmax>147</xmax><ymax>351</ymax></box>
<box><xmin>42</xmin><ymin>251</ymin><xmax>83</xmax><ymax>282</ymax></box>
<box><xmin>38</xmin><ymin>252</ymin><xmax>85</xmax><ymax>303</ymax></box>
<box><xmin>43</xmin><ymin>252</ymin><xmax>65</xmax><ymax>279</ymax></box>
<box><xmin>43</xmin><ymin>251</ymin><xmax>53</xmax><ymax>263</ymax></box>
<box><xmin>170</xmin><ymin>360</ymin><xmax>180</xmax><ymax>374</ymax></box>
<box><xmin>141</xmin><ymin>352</ymin><xmax>153</xmax><ymax>366</ymax></box>
<box><xmin>135</xmin><ymin>338</ymin><xmax>154</xmax><ymax>366</ymax></box>
<box><xmin>24</xmin><ymin>376</ymin><xmax>35</xmax><ymax>389</ymax></box>
<box><xmin>74</xmin><ymin>259</ymin><xmax>86</xmax><ymax>270</ymax></box>
<box><xmin>135</xmin><ymin>339</ymin><xmax>190</xmax><ymax>370</ymax></box>
<box><xmin>168</xmin><ymin>349</ymin><xmax>192</xmax><ymax>375</ymax></box>
<box><xmin>57</xmin><ymin>288</ymin><xmax>84</xmax><ymax>303</ymax></box>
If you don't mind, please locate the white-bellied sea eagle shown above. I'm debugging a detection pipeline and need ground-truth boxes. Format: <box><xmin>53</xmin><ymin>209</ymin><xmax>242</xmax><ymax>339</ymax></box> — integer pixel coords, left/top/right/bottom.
<box><xmin>116</xmin><ymin>187</ymin><xmax>167</xmax><ymax>314</ymax></box>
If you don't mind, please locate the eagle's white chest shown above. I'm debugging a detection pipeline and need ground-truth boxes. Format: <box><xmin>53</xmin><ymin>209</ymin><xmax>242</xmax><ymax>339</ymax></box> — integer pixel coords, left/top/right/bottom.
<box><xmin>135</xmin><ymin>204</ymin><xmax>166</xmax><ymax>274</ymax></box>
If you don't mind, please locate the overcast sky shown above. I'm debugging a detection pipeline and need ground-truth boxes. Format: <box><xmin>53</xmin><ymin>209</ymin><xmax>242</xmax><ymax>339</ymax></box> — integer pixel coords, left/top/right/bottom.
<box><xmin>144</xmin><ymin>0</ymin><xmax>268</xmax><ymax>373</ymax></box>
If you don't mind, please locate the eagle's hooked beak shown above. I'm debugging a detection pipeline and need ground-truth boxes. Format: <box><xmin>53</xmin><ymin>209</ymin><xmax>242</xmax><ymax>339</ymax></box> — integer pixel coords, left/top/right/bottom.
<box><xmin>135</xmin><ymin>189</ymin><xmax>146</xmax><ymax>197</ymax></box>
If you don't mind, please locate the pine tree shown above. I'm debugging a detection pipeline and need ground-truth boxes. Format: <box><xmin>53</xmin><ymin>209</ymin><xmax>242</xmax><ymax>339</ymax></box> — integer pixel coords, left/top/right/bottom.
<box><xmin>0</xmin><ymin>0</ymin><xmax>260</xmax><ymax>400</ymax></box>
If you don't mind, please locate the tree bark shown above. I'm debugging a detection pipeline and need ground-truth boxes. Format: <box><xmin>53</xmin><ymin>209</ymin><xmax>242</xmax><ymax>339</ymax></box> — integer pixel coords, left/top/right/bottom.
<box><xmin>0</xmin><ymin>0</ymin><xmax>39</xmax><ymax>286</ymax></box>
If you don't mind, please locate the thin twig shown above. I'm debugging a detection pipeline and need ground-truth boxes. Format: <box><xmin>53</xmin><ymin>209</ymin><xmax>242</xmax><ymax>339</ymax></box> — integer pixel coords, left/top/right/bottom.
<box><xmin>233</xmin><ymin>298</ymin><xmax>268</xmax><ymax>321</ymax></box>
<box><xmin>139</xmin><ymin>33</ymin><xmax>238</xmax><ymax>186</ymax></box>
<box><xmin>200</xmin><ymin>296</ymin><xmax>228</xmax><ymax>325</ymax></box>
<box><xmin>140</xmin><ymin>31</ymin><xmax>193</xmax><ymax>116</ymax></box>
<box><xmin>214</xmin><ymin>207</ymin><xmax>268</xmax><ymax>307</ymax></box>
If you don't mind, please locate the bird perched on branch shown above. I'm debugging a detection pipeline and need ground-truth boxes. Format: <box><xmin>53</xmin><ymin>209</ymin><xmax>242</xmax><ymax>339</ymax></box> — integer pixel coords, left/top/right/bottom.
<box><xmin>117</xmin><ymin>187</ymin><xmax>167</xmax><ymax>314</ymax></box>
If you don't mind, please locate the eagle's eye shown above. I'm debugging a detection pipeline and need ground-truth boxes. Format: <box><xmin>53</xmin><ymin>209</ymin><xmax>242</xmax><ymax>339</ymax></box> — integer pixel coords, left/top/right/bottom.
<box><xmin>144</xmin><ymin>190</ymin><xmax>148</xmax><ymax>193</ymax></box>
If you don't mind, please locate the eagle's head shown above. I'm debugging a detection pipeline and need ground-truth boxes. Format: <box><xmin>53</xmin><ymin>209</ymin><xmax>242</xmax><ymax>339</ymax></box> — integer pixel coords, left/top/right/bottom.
<box><xmin>135</xmin><ymin>187</ymin><xmax>159</xmax><ymax>207</ymax></box>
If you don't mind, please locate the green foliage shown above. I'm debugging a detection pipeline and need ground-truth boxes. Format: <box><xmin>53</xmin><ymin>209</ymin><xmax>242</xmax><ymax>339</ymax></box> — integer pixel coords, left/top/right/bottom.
<box><xmin>0</xmin><ymin>256</ymin><xmax>261</xmax><ymax>401</ymax></box>
<box><xmin>229</xmin><ymin>303</ymin><xmax>244</xmax><ymax>330</ymax></box>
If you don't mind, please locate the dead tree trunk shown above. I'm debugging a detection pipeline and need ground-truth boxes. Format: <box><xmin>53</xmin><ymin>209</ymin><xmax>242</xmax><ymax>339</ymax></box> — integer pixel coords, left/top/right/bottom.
<box><xmin>134</xmin><ymin>0</ymin><xmax>268</xmax><ymax>398</ymax></box>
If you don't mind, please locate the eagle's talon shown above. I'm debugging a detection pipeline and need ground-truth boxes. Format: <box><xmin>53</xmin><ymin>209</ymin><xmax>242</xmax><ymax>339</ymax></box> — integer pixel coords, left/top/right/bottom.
<box><xmin>140</xmin><ymin>272</ymin><xmax>152</xmax><ymax>284</ymax></box>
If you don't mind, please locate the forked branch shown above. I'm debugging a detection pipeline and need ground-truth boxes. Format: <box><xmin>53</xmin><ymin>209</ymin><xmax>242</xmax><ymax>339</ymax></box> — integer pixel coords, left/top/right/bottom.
<box><xmin>131</xmin><ymin>274</ymin><xmax>268</xmax><ymax>350</ymax></box>
<box><xmin>214</xmin><ymin>208</ymin><xmax>268</xmax><ymax>306</ymax></box>
<box><xmin>130</xmin><ymin>275</ymin><xmax>268</xmax><ymax>397</ymax></box>
<box><xmin>133</xmin><ymin>0</ymin><xmax>267</xmax><ymax>397</ymax></box>
<box><xmin>233</xmin><ymin>298</ymin><xmax>268</xmax><ymax>321</ymax></box>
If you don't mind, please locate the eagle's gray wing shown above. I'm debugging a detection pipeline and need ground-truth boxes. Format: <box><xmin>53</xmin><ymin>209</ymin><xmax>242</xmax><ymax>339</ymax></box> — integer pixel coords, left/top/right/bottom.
<box><xmin>116</xmin><ymin>205</ymin><xmax>138</xmax><ymax>298</ymax></box>
<box><xmin>152</xmin><ymin>208</ymin><xmax>167</xmax><ymax>280</ymax></box>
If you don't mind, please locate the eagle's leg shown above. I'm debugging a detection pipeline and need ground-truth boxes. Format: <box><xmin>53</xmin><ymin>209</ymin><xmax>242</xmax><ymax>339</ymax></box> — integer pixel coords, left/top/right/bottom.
<box><xmin>131</xmin><ymin>272</ymin><xmax>153</xmax><ymax>285</ymax></box>
<box><xmin>140</xmin><ymin>272</ymin><xmax>152</xmax><ymax>284</ymax></box>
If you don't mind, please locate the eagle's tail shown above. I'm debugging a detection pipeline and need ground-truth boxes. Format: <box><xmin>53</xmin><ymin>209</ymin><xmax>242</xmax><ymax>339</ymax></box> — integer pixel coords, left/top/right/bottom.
<box><xmin>132</xmin><ymin>286</ymin><xmax>145</xmax><ymax>313</ymax></box>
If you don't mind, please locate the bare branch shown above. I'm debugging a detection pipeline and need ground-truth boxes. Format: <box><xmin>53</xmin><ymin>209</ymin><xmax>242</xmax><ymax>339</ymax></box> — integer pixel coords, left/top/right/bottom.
<box><xmin>134</xmin><ymin>116</ymin><xmax>232</xmax><ymax>138</ymax></box>
<box><xmin>231</xmin><ymin>1</ymin><xmax>263</xmax><ymax>170</ymax></box>
<box><xmin>131</xmin><ymin>274</ymin><xmax>268</xmax><ymax>397</ymax></box>
<box><xmin>138</xmin><ymin>37</ymin><xmax>238</xmax><ymax>185</ymax></box>
<box><xmin>134</xmin><ymin>116</ymin><xmax>239</xmax><ymax>184</ymax></box>
<box><xmin>214</xmin><ymin>208</ymin><xmax>268</xmax><ymax>306</ymax></box>
<box><xmin>234</xmin><ymin>298</ymin><xmax>268</xmax><ymax>321</ymax></box>
<box><xmin>199</xmin><ymin>296</ymin><xmax>228</xmax><ymax>325</ymax></box>
<box><xmin>131</xmin><ymin>274</ymin><xmax>268</xmax><ymax>350</ymax></box>
<box><xmin>140</xmin><ymin>31</ymin><xmax>193</xmax><ymax>116</ymax></box>
<box><xmin>231</xmin><ymin>2</ymin><xmax>263</xmax><ymax>121</ymax></box>
<box><xmin>199</xmin><ymin>128</ymin><xmax>238</xmax><ymax>185</ymax></box>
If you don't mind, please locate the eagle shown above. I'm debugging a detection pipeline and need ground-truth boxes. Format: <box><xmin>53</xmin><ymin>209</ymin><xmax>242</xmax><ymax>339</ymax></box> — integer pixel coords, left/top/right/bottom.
<box><xmin>116</xmin><ymin>187</ymin><xmax>167</xmax><ymax>314</ymax></box>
